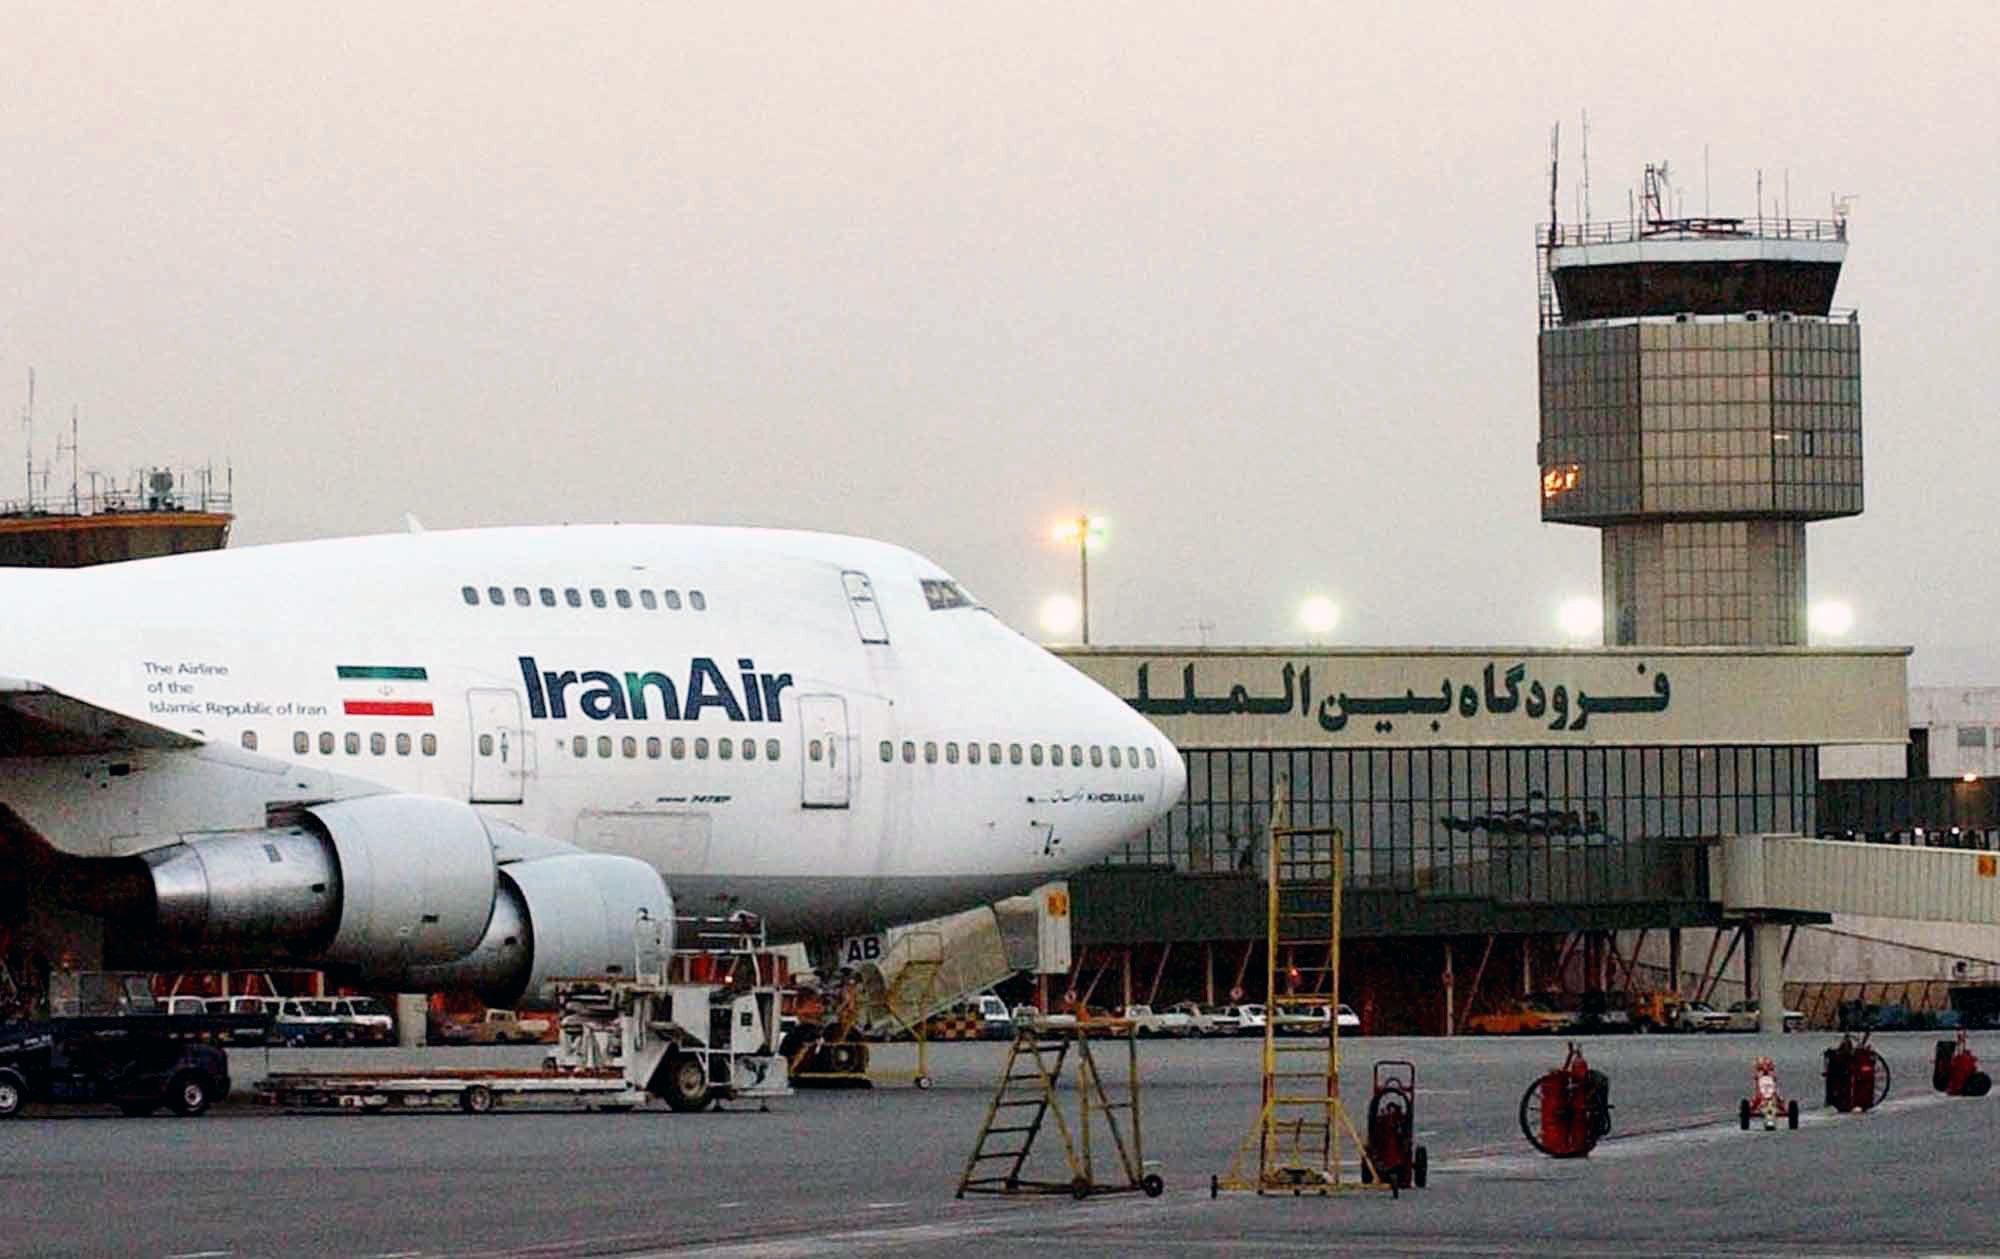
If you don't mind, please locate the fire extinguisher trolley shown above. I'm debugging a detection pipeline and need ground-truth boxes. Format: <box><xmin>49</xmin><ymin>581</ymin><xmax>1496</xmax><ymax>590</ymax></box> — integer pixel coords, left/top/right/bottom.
<box><xmin>1823</xmin><ymin>1032</ymin><xmax>1891</xmax><ymax>1113</ymax></box>
<box><xmin>1933</xmin><ymin>1030</ymin><xmax>1993</xmax><ymax>1097</ymax></box>
<box><xmin>1518</xmin><ymin>1042</ymin><xmax>1612</xmax><ymax>1157</ymax></box>
<box><xmin>1360</xmin><ymin>1060</ymin><xmax>1428</xmax><ymax>1189</ymax></box>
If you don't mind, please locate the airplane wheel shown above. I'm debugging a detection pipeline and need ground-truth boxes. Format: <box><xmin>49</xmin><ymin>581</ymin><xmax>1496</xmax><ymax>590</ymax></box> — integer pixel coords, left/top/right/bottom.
<box><xmin>1142</xmin><ymin>1173</ymin><xmax>1165</xmax><ymax>1198</ymax></box>
<box><xmin>1788</xmin><ymin>1100</ymin><xmax>1800</xmax><ymax>1129</ymax></box>
<box><xmin>1070</xmin><ymin>1176</ymin><xmax>1092</xmax><ymax>1201</ymax></box>
<box><xmin>914</xmin><ymin>1075</ymin><xmax>935</xmax><ymax>1090</ymax></box>
<box><xmin>1739</xmin><ymin>1099</ymin><xmax>1751</xmax><ymax>1130</ymax></box>
<box><xmin>1414</xmin><ymin>1146</ymin><xmax>1428</xmax><ymax>1189</ymax></box>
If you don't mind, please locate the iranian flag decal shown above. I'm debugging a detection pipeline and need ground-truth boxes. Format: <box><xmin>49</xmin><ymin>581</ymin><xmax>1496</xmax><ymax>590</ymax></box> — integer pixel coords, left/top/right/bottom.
<box><xmin>338</xmin><ymin>665</ymin><xmax>435</xmax><ymax>717</ymax></box>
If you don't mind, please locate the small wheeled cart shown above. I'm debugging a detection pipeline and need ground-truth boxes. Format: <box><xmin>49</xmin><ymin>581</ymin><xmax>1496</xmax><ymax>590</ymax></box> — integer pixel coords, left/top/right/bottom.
<box><xmin>1739</xmin><ymin>1056</ymin><xmax>1800</xmax><ymax>1130</ymax></box>
<box><xmin>1360</xmin><ymin>1060</ymin><xmax>1428</xmax><ymax>1190</ymax></box>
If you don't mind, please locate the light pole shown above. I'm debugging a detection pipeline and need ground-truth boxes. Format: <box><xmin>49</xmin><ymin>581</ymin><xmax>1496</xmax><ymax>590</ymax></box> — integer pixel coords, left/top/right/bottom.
<box><xmin>1051</xmin><ymin>514</ymin><xmax>1107</xmax><ymax>645</ymax></box>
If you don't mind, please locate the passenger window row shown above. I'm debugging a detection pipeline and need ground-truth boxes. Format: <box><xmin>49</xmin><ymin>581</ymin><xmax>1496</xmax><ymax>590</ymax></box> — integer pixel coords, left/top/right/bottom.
<box><xmin>555</xmin><ymin>734</ymin><xmax>783</xmax><ymax>763</ymax></box>
<box><xmin>460</xmin><ymin>584</ymin><xmax>707</xmax><ymax>612</ymax></box>
<box><xmin>876</xmin><ymin>739</ymin><xmax>1157</xmax><ymax>770</ymax></box>
<box><xmin>248</xmin><ymin>730</ymin><xmax>440</xmax><ymax>757</ymax></box>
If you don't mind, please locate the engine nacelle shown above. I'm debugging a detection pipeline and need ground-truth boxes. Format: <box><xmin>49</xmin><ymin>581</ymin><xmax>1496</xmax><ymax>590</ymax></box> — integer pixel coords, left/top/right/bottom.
<box><xmin>141</xmin><ymin>794</ymin><xmax>499</xmax><ymax>971</ymax></box>
<box><xmin>404</xmin><ymin>853</ymin><xmax>673</xmax><ymax>1007</ymax></box>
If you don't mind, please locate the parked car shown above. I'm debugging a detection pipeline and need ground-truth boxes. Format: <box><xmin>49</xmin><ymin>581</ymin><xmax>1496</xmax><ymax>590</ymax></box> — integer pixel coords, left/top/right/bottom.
<box><xmin>1723</xmin><ymin>1000</ymin><xmax>1804</xmax><ymax>1033</ymax></box>
<box><xmin>1013</xmin><ymin>1004</ymin><xmax>1077</xmax><ymax>1032</ymax></box>
<box><xmin>1335</xmin><ymin>1003</ymin><xmax>1361</xmax><ymax>1032</ymax></box>
<box><xmin>1168</xmin><ymin>1002</ymin><xmax>1227</xmax><ymax>1036</ymax></box>
<box><xmin>333</xmin><ymin>997</ymin><xmax>395</xmax><ymax>1044</ymax></box>
<box><xmin>0</xmin><ymin>1020</ymin><xmax>230</xmax><ymax>1118</ymax></box>
<box><xmin>1195</xmin><ymin>1004</ymin><xmax>1242</xmax><ymax>1037</ymax></box>
<box><xmin>435</xmin><ymin>1009</ymin><xmax>554</xmax><ymax>1046</ymax></box>
<box><xmin>1673</xmin><ymin>1000</ymin><xmax>1731</xmax><ymax>1032</ymax></box>
<box><xmin>1464</xmin><ymin>996</ymin><xmax>1577</xmax><ymax>1036</ymax></box>
<box><xmin>1229</xmin><ymin>1004</ymin><xmax>1268</xmax><ymax>1036</ymax></box>
<box><xmin>1121</xmin><ymin>1004</ymin><xmax>1194</xmax><ymax>1037</ymax></box>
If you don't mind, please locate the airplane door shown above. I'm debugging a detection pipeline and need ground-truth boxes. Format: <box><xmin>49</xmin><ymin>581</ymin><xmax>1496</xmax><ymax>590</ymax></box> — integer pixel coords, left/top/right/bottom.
<box><xmin>842</xmin><ymin>571</ymin><xmax>890</xmax><ymax>644</ymax></box>
<box><xmin>798</xmin><ymin>694</ymin><xmax>850</xmax><ymax>809</ymax></box>
<box><xmin>468</xmin><ymin>688</ymin><xmax>526</xmax><ymax>804</ymax></box>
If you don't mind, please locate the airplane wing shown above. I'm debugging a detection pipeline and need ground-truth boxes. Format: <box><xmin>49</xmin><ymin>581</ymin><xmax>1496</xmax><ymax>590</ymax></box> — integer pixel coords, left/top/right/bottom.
<box><xmin>0</xmin><ymin>675</ymin><xmax>203</xmax><ymax>755</ymax></box>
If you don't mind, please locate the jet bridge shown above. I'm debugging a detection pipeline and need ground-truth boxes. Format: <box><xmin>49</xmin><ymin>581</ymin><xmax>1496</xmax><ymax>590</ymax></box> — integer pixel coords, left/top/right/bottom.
<box><xmin>1712</xmin><ymin>834</ymin><xmax>2000</xmax><ymax>1032</ymax></box>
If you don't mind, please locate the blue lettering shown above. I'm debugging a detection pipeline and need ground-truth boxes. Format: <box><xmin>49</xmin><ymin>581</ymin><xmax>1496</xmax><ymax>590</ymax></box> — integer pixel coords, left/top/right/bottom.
<box><xmin>684</xmin><ymin>658</ymin><xmax>746</xmax><ymax>722</ymax></box>
<box><xmin>624</xmin><ymin>671</ymin><xmax>680</xmax><ymax>721</ymax></box>
<box><xmin>578</xmin><ymin>671</ymin><xmax>629</xmax><ymax>721</ymax></box>
<box><xmin>512</xmin><ymin>655</ymin><xmax>790</xmax><ymax>724</ymax></box>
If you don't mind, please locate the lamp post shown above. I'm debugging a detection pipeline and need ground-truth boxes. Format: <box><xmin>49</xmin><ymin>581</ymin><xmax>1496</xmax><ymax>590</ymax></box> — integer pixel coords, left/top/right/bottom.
<box><xmin>1052</xmin><ymin>514</ymin><xmax>1107</xmax><ymax>645</ymax></box>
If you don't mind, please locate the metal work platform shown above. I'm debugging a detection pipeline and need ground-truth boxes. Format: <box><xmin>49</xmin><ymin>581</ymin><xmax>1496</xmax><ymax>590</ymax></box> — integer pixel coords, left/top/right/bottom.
<box><xmin>957</xmin><ymin>1019</ymin><xmax>1162</xmax><ymax>1201</ymax></box>
<box><xmin>1215</xmin><ymin>803</ymin><xmax>1392</xmax><ymax>1197</ymax></box>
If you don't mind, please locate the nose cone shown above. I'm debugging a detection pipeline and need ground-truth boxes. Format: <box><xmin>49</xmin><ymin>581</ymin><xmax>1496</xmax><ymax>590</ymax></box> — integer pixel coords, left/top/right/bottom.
<box><xmin>1159</xmin><ymin>733</ymin><xmax>1187</xmax><ymax>809</ymax></box>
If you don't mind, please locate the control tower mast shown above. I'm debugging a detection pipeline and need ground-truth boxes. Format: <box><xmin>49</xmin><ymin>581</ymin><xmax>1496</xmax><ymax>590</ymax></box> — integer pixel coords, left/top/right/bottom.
<box><xmin>1536</xmin><ymin>163</ymin><xmax>1861</xmax><ymax>646</ymax></box>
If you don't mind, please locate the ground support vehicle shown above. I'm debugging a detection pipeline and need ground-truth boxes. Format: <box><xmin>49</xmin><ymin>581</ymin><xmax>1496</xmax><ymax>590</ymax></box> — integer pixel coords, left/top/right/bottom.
<box><xmin>1823</xmin><ymin>1033</ymin><xmax>1890</xmax><ymax>1113</ymax></box>
<box><xmin>0</xmin><ymin>1015</ymin><xmax>242</xmax><ymax>1118</ymax></box>
<box><xmin>1739</xmin><ymin>1056</ymin><xmax>1800</xmax><ymax>1130</ymax></box>
<box><xmin>1519</xmin><ymin>1042</ymin><xmax>1611</xmax><ymax>1157</ymax></box>
<box><xmin>1933</xmin><ymin>1030</ymin><xmax>1993</xmax><ymax>1097</ymax></box>
<box><xmin>256</xmin><ymin>916</ymin><xmax>789</xmax><ymax>1115</ymax></box>
<box><xmin>1360</xmin><ymin>1061</ymin><xmax>1428</xmax><ymax>1189</ymax></box>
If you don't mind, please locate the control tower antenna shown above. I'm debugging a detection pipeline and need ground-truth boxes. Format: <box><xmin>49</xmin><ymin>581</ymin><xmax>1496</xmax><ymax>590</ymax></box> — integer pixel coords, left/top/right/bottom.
<box><xmin>1581</xmin><ymin>110</ymin><xmax>1591</xmax><ymax>223</ymax></box>
<box><xmin>20</xmin><ymin>368</ymin><xmax>32</xmax><ymax>513</ymax></box>
<box><xmin>1547</xmin><ymin>121</ymin><xmax>1560</xmax><ymax>242</ymax></box>
<box><xmin>59</xmin><ymin>406</ymin><xmax>80</xmax><ymax>514</ymax></box>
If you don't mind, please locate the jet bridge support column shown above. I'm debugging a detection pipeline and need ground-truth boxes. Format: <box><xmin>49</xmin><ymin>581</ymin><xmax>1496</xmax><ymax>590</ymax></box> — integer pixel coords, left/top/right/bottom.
<box><xmin>1754</xmin><ymin>921</ymin><xmax>1786</xmax><ymax>1034</ymax></box>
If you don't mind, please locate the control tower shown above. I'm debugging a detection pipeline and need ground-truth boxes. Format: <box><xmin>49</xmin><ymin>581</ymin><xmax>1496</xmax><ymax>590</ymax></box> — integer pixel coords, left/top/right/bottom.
<box><xmin>1536</xmin><ymin>165</ymin><xmax>1861</xmax><ymax>646</ymax></box>
<box><xmin>0</xmin><ymin>465</ymin><xmax>232</xmax><ymax>567</ymax></box>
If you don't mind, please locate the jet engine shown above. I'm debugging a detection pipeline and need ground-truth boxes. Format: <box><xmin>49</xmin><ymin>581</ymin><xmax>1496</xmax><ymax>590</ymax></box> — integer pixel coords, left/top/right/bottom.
<box><xmin>142</xmin><ymin>794</ymin><xmax>498</xmax><ymax>970</ymax></box>
<box><xmin>403</xmin><ymin>852</ymin><xmax>674</xmax><ymax>1007</ymax></box>
<box><xmin>133</xmin><ymin>793</ymin><xmax>672</xmax><ymax>1004</ymax></box>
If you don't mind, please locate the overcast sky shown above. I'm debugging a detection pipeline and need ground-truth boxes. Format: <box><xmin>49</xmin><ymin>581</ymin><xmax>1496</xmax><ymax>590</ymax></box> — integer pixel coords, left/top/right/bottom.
<box><xmin>2</xmin><ymin>3</ymin><xmax>1994</xmax><ymax>681</ymax></box>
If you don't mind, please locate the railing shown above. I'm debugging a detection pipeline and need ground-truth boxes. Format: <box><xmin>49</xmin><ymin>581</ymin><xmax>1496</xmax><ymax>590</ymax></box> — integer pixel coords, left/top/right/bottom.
<box><xmin>0</xmin><ymin>464</ymin><xmax>233</xmax><ymax>518</ymax></box>
<box><xmin>1539</xmin><ymin>217</ymin><xmax>1848</xmax><ymax>248</ymax></box>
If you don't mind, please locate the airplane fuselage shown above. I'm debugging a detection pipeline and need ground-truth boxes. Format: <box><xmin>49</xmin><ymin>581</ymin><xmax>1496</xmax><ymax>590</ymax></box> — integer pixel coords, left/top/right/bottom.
<box><xmin>0</xmin><ymin>525</ymin><xmax>1183</xmax><ymax>940</ymax></box>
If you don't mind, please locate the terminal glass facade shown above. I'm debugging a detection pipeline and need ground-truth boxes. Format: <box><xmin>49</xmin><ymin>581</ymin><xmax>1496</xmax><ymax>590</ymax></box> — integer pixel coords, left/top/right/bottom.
<box><xmin>1116</xmin><ymin>744</ymin><xmax>1818</xmax><ymax>891</ymax></box>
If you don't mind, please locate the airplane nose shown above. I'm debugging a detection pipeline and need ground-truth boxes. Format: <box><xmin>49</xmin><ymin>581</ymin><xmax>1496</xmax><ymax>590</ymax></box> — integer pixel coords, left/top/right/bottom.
<box><xmin>1160</xmin><ymin>736</ymin><xmax>1187</xmax><ymax>808</ymax></box>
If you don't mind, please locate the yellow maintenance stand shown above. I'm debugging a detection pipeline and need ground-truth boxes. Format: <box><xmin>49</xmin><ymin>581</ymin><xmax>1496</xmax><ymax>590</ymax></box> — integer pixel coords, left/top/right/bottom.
<box><xmin>1213</xmin><ymin>802</ymin><xmax>1393</xmax><ymax>1197</ymax></box>
<box><xmin>957</xmin><ymin>1017</ymin><xmax>1163</xmax><ymax>1201</ymax></box>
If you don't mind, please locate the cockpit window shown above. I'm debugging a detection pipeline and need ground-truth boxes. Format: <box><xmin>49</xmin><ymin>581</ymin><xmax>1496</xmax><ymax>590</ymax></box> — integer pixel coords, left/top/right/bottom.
<box><xmin>921</xmin><ymin>578</ymin><xmax>977</xmax><ymax>611</ymax></box>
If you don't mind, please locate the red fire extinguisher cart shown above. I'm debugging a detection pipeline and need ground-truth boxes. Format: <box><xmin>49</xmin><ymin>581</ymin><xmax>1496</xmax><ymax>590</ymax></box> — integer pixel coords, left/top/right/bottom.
<box><xmin>1360</xmin><ymin>1060</ymin><xmax>1428</xmax><ymax>1190</ymax></box>
<box><xmin>1518</xmin><ymin>1042</ymin><xmax>1611</xmax><ymax>1158</ymax></box>
<box><xmin>1823</xmin><ymin>1032</ymin><xmax>1891</xmax><ymax>1113</ymax></box>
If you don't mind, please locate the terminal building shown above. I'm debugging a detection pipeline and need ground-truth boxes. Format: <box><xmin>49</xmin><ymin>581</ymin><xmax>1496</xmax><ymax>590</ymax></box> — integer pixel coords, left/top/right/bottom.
<box><xmin>1056</xmin><ymin>645</ymin><xmax>1908</xmax><ymax>1032</ymax></box>
<box><xmin>1046</xmin><ymin>174</ymin><xmax>1999</xmax><ymax>1032</ymax></box>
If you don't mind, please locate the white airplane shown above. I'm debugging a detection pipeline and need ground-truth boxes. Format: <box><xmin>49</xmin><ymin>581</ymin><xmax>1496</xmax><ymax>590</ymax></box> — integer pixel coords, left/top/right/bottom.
<box><xmin>0</xmin><ymin>525</ymin><xmax>1183</xmax><ymax>1004</ymax></box>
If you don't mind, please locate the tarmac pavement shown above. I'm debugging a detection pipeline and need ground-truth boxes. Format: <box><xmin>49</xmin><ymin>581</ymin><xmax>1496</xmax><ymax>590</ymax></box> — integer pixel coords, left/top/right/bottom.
<box><xmin>2</xmin><ymin>1030</ymin><xmax>1995</xmax><ymax>1257</ymax></box>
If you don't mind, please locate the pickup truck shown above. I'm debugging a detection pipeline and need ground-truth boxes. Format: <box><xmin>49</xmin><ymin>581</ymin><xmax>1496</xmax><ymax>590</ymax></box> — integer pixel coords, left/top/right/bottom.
<box><xmin>0</xmin><ymin>1017</ymin><xmax>232</xmax><ymax>1118</ymax></box>
<box><xmin>435</xmin><ymin>1009</ymin><xmax>554</xmax><ymax>1046</ymax></box>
